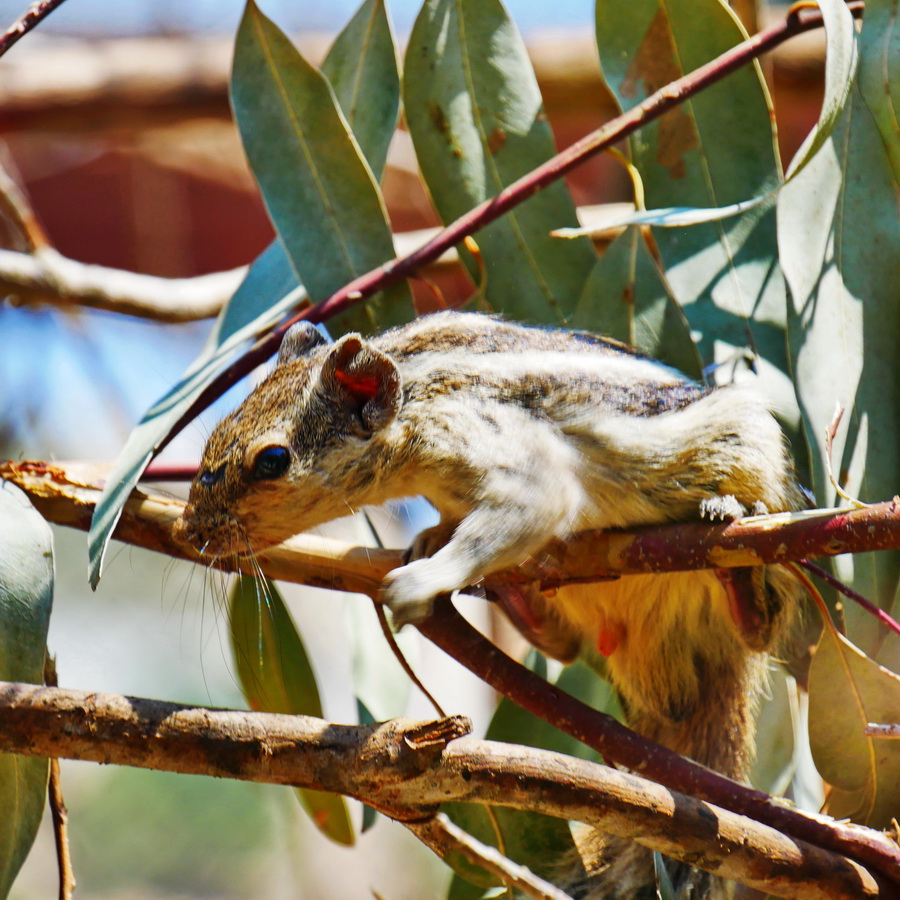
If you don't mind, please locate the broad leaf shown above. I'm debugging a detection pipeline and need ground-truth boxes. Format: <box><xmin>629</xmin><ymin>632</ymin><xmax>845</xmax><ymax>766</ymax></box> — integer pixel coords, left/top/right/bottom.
<box><xmin>808</xmin><ymin>627</ymin><xmax>900</xmax><ymax>828</ymax></box>
<box><xmin>0</xmin><ymin>481</ymin><xmax>53</xmax><ymax>899</ymax></box>
<box><xmin>232</xmin><ymin>0</ymin><xmax>412</xmax><ymax>334</ymax></box>
<box><xmin>321</xmin><ymin>0</ymin><xmax>400</xmax><ymax>181</ymax></box>
<box><xmin>779</xmin><ymin>75</ymin><xmax>900</xmax><ymax>653</ymax></box>
<box><xmin>230</xmin><ymin>576</ymin><xmax>355</xmax><ymax>846</ymax></box>
<box><xmin>404</xmin><ymin>0</ymin><xmax>596</xmax><ymax>323</ymax></box>
<box><xmin>89</xmin><ymin>241</ymin><xmax>303</xmax><ymax>587</ymax></box>
<box><xmin>594</xmin><ymin>0</ymin><xmax>798</xmax><ymax>443</ymax></box>
<box><xmin>573</xmin><ymin>227</ymin><xmax>701</xmax><ymax>379</ymax></box>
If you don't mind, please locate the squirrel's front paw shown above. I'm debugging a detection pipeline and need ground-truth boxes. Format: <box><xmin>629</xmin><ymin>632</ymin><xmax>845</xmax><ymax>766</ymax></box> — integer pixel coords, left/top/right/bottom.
<box><xmin>700</xmin><ymin>495</ymin><xmax>746</xmax><ymax>522</ymax></box>
<box><xmin>381</xmin><ymin>558</ymin><xmax>445</xmax><ymax>628</ymax></box>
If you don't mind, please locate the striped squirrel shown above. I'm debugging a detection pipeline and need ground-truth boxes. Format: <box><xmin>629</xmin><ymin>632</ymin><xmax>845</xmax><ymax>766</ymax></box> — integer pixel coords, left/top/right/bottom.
<box><xmin>174</xmin><ymin>311</ymin><xmax>804</xmax><ymax>897</ymax></box>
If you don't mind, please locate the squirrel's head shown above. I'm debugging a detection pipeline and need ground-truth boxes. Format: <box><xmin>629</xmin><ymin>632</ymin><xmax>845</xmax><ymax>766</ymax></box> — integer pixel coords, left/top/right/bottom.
<box><xmin>173</xmin><ymin>322</ymin><xmax>403</xmax><ymax>561</ymax></box>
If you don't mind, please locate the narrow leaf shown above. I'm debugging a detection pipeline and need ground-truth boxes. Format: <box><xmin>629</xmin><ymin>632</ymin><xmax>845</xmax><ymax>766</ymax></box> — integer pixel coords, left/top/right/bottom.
<box><xmin>232</xmin><ymin>1</ymin><xmax>412</xmax><ymax>333</ymax></box>
<box><xmin>229</xmin><ymin>575</ymin><xmax>355</xmax><ymax>846</ymax></box>
<box><xmin>808</xmin><ymin>627</ymin><xmax>900</xmax><ymax>828</ymax></box>
<box><xmin>0</xmin><ymin>481</ymin><xmax>53</xmax><ymax>899</ymax></box>
<box><xmin>88</xmin><ymin>241</ymin><xmax>303</xmax><ymax>587</ymax></box>
<box><xmin>404</xmin><ymin>0</ymin><xmax>596</xmax><ymax>322</ymax></box>
<box><xmin>321</xmin><ymin>0</ymin><xmax>400</xmax><ymax>181</ymax></box>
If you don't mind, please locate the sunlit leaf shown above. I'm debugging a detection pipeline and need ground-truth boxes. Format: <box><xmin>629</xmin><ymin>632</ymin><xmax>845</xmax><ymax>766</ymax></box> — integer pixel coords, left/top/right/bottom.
<box><xmin>232</xmin><ymin>0</ymin><xmax>412</xmax><ymax>334</ymax></box>
<box><xmin>594</xmin><ymin>0</ymin><xmax>799</xmax><ymax>445</ymax></box>
<box><xmin>229</xmin><ymin>575</ymin><xmax>355</xmax><ymax>846</ymax></box>
<box><xmin>779</xmin><ymin>71</ymin><xmax>900</xmax><ymax>653</ymax></box>
<box><xmin>808</xmin><ymin>627</ymin><xmax>900</xmax><ymax>828</ymax></box>
<box><xmin>404</xmin><ymin>0</ymin><xmax>596</xmax><ymax>323</ymax></box>
<box><xmin>0</xmin><ymin>481</ymin><xmax>53</xmax><ymax>899</ymax></box>
<box><xmin>321</xmin><ymin>0</ymin><xmax>400</xmax><ymax>181</ymax></box>
<box><xmin>857</xmin><ymin>0</ymin><xmax>900</xmax><ymax>182</ymax></box>
<box><xmin>88</xmin><ymin>240</ymin><xmax>303</xmax><ymax>587</ymax></box>
<box><xmin>573</xmin><ymin>227</ymin><xmax>701</xmax><ymax>379</ymax></box>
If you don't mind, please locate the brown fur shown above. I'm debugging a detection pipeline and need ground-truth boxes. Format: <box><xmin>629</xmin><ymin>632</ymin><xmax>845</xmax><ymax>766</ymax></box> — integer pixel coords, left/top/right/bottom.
<box><xmin>174</xmin><ymin>312</ymin><xmax>804</xmax><ymax>898</ymax></box>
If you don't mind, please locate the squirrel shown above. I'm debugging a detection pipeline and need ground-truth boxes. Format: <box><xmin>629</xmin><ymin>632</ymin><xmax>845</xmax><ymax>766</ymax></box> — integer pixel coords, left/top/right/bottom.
<box><xmin>173</xmin><ymin>311</ymin><xmax>804</xmax><ymax>898</ymax></box>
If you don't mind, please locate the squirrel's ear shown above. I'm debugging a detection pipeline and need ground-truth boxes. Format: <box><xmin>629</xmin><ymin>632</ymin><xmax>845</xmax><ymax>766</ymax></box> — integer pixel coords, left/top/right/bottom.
<box><xmin>277</xmin><ymin>322</ymin><xmax>328</xmax><ymax>366</ymax></box>
<box><xmin>321</xmin><ymin>334</ymin><xmax>402</xmax><ymax>434</ymax></box>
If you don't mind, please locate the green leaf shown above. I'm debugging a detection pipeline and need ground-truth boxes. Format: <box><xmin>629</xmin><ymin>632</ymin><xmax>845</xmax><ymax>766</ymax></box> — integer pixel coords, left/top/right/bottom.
<box><xmin>573</xmin><ymin>227</ymin><xmax>702</xmax><ymax>379</ymax></box>
<box><xmin>594</xmin><ymin>0</ymin><xmax>799</xmax><ymax>441</ymax></box>
<box><xmin>808</xmin><ymin>627</ymin><xmax>900</xmax><ymax>828</ymax></box>
<box><xmin>779</xmin><ymin>77</ymin><xmax>900</xmax><ymax>653</ymax></box>
<box><xmin>404</xmin><ymin>0</ymin><xmax>596</xmax><ymax>323</ymax></box>
<box><xmin>0</xmin><ymin>481</ymin><xmax>53</xmax><ymax>899</ymax></box>
<box><xmin>858</xmin><ymin>0</ymin><xmax>900</xmax><ymax>183</ymax></box>
<box><xmin>229</xmin><ymin>575</ymin><xmax>355</xmax><ymax>846</ymax></box>
<box><xmin>321</xmin><ymin>0</ymin><xmax>400</xmax><ymax>181</ymax></box>
<box><xmin>88</xmin><ymin>240</ymin><xmax>303</xmax><ymax>587</ymax></box>
<box><xmin>232</xmin><ymin>0</ymin><xmax>412</xmax><ymax>334</ymax></box>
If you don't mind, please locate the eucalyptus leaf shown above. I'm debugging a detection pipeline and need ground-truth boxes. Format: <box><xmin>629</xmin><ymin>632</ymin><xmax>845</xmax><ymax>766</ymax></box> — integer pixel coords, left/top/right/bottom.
<box><xmin>0</xmin><ymin>481</ymin><xmax>53</xmax><ymax>899</ymax></box>
<box><xmin>321</xmin><ymin>0</ymin><xmax>400</xmax><ymax>181</ymax></box>
<box><xmin>808</xmin><ymin>627</ymin><xmax>900</xmax><ymax>828</ymax></box>
<box><xmin>573</xmin><ymin>227</ymin><xmax>702</xmax><ymax>379</ymax></box>
<box><xmin>232</xmin><ymin>0</ymin><xmax>412</xmax><ymax>333</ymax></box>
<box><xmin>779</xmin><ymin>79</ymin><xmax>900</xmax><ymax>654</ymax></box>
<box><xmin>229</xmin><ymin>575</ymin><xmax>355</xmax><ymax>846</ymax></box>
<box><xmin>88</xmin><ymin>240</ymin><xmax>303</xmax><ymax>588</ymax></box>
<box><xmin>594</xmin><ymin>0</ymin><xmax>800</xmax><ymax>445</ymax></box>
<box><xmin>404</xmin><ymin>0</ymin><xmax>595</xmax><ymax>323</ymax></box>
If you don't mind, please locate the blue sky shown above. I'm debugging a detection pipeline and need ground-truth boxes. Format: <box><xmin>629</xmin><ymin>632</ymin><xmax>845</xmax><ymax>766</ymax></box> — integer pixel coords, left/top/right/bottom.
<box><xmin>10</xmin><ymin>0</ymin><xmax>595</xmax><ymax>38</ymax></box>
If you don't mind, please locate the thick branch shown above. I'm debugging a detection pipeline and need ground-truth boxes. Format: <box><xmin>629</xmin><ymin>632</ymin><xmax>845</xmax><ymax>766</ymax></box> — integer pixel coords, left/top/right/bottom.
<box><xmin>0</xmin><ymin>681</ymin><xmax>883</xmax><ymax>900</ymax></box>
<box><xmin>3</xmin><ymin>461</ymin><xmax>900</xmax><ymax>886</ymax></box>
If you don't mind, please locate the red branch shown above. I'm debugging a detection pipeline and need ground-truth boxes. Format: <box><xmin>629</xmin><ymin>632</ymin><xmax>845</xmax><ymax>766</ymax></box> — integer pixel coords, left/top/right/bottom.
<box><xmin>0</xmin><ymin>0</ymin><xmax>69</xmax><ymax>59</ymax></box>
<box><xmin>416</xmin><ymin>599</ymin><xmax>900</xmax><ymax>890</ymax></box>
<box><xmin>157</xmin><ymin>1</ymin><xmax>865</xmax><ymax>454</ymax></box>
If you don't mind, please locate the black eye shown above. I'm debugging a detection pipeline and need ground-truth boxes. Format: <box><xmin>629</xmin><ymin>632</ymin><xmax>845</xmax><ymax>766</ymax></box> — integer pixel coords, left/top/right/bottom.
<box><xmin>199</xmin><ymin>463</ymin><xmax>226</xmax><ymax>487</ymax></box>
<box><xmin>252</xmin><ymin>446</ymin><xmax>291</xmax><ymax>481</ymax></box>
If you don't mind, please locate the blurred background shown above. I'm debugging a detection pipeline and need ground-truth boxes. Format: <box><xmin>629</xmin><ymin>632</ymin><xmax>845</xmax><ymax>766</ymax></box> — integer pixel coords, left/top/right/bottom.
<box><xmin>0</xmin><ymin>1</ymin><xmax>828</xmax><ymax>897</ymax></box>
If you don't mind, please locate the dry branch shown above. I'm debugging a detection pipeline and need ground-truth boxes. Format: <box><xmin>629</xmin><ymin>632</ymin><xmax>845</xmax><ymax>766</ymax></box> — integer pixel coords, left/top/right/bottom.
<box><xmin>0</xmin><ymin>680</ymin><xmax>883</xmax><ymax>900</ymax></box>
<box><xmin>2</xmin><ymin>459</ymin><xmax>900</xmax><ymax>888</ymax></box>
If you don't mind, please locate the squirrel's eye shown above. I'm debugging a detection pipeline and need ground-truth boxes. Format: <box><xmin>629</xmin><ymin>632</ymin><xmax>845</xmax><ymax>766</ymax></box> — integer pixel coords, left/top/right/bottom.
<box><xmin>252</xmin><ymin>445</ymin><xmax>291</xmax><ymax>481</ymax></box>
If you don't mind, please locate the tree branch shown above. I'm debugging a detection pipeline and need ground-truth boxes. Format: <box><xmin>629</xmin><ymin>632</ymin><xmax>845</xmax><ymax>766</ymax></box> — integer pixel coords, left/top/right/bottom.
<box><xmin>2</xmin><ymin>460</ymin><xmax>899</xmax><ymax>886</ymax></box>
<box><xmin>0</xmin><ymin>0</ymin><xmax>68</xmax><ymax>60</ymax></box>
<box><xmin>0</xmin><ymin>680</ymin><xmax>884</xmax><ymax>899</ymax></box>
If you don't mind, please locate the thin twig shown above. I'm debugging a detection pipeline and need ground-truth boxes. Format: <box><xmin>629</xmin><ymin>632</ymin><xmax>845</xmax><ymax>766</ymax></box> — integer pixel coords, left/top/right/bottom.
<box><xmin>157</xmin><ymin>1</ymin><xmax>866</xmax><ymax>453</ymax></box>
<box><xmin>0</xmin><ymin>0</ymin><xmax>69</xmax><ymax>59</ymax></box>
<box><xmin>48</xmin><ymin>759</ymin><xmax>75</xmax><ymax>900</ymax></box>
<box><xmin>408</xmin><ymin>813</ymin><xmax>574</xmax><ymax>900</ymax></box>
<box><xmin>799</xmin><ymin>559</ymin><xmax>900</xmax><ymax>639</ymax></box>
<box><xmin>0</xmin><ymin>153</ymin><xmax>48</xmax><ymax>250</ymax></box>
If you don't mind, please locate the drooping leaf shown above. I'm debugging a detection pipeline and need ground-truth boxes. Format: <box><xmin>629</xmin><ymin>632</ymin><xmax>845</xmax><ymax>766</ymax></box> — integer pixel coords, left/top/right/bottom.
<box><xmin>321</xmin><ymin>0</ymin><xmax>400</xmax><ymax>181</ymax></box>
<box><xmin>404</xmin><ymin>0</ymin><xmax>596</xmax><ymax>323</ymax></box>
<box><xmin>808</xmin><ymin>626</ymin><xmax>900</xmax><ymax>828</ymax></box>
<box><xmin>779</xmin><ymin>73</ymin><xmax>900</xmax><ymax>653</ymax></box>
<box><xmin>229</xmin><ymin>575</ymin><xmax>355</xmax><ymax>846</ymax></box>
<box><xmin>0</xmin><ymin>481</ymin><xmax>53</xmax><ymax>899</ymax></box>
<box><xmin>88</xmin><ymin>240</ymin><xmax>304</xmax><ymax>587</ymax></box>
<box><xmin>232</xmin><ymin>0</ymin><xmax>412</xmax><ymax>334</ymax></box>
<box><xmin>573</xmin><ymin>227</ymin><xmax>702</xmax><ymax>379</ymax></box>
<box><xmin>594</xmin><ymin>0</ymin><xmax>799</xmax><ymax>441</ymax></box>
